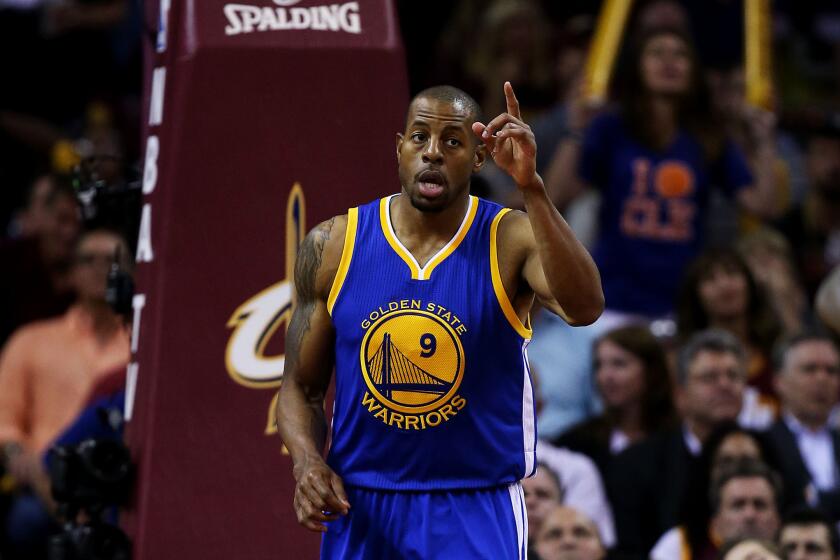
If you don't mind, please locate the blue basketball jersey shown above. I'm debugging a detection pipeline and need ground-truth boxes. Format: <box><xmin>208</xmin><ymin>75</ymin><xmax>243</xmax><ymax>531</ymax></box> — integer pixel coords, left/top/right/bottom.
<box><xmin>326</xmin><ymin>194</ymin><xmax>537</xmax><ymax>491</ymax></box>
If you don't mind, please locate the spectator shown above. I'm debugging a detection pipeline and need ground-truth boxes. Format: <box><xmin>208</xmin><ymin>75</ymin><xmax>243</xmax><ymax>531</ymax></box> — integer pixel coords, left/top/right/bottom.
<box><xmin>8</xmin><ymin>173</ymin><xmax>55</xmax><ymax>238</ymax></box>
<box><xmin>534</xmin><ymin>505</ymin><xmax>606</xmax><ymax>560</ymax></box>
<box><xmin>764</xmin><ymin>331</ymin><xmax>840</xmax><ymax>519</ymax></box>
<box><xmin>679</xmin><ymin>423</ymin><xmax>780</xmax><ymax>560</ymax></box>
<box><xmin>705</xmin><ymin>63</ymin><xmax>798</xmax><ymax>237</ymax></box>
<box><xmin>524</xmin><ymin>461</ymin><xmax>564</xmax><ymax>551</ymax></box>
<box><xmin>778</xmin><ymin>506</ymin><xmax>839</xmax><ymax>560</ymax></box>
<box><xmin>463</xmin><ymin>0</ymin><xmax>554</xmax><ymax>121</ymax></box>
<box><xmin>738</xmin><ymin>228</ymin><xmax>807</xmax><ymax>334</ymax></box>
<box><xmin>719</xmin><ymin>538</ymin><xmax>782</xmax><ymax>560</ymax></box>
<box><xmin>677</xmin><ymin>248</ymin><xmax>783</xmax><ymax>417</ymax></box>
<box><xmin>537</xmin><ymin>441</ymin><xmax>616</xmax><ymax>549</ymax></box>
<box><xmin>815</xmin><ymin>266</ymin><xmax>840</xmax><ymax>337</ymax></box>
<box><xmin>0</xmin><ymin>228</ymin><xmax>131</xmax><ymax>476</ymax></box>
<box><xmin>651</xmin><ymin>459</ymin><xmax>782</xmax><ymax>559</ymax></box>
<box><xmin>0</xmin><ymin>228</ymin><xmax>131</xmax><ymax>553</ymax></box>
<box><xmin>462</xmin><ymin>0</ymin><xmax>556</xmax><ymax>202</ymax></box>
<box><xmin>554</xmin><ymin>324</ymin><xmax>677</xmax><ymax>476</ymax></box>
<box><xmin>544</xmin><ymin>25</ymin><xmax>776</xmax><ymax>322</ymax></box>
<box><xmin>633</xmin><ymin>0</ymin><xmax>690</xmax><ymax>34</ymax></box>
<box><xmin>607</xmin><ymin>329</ymin><xmax>747</xmax><ymax>557</ymax></box>
<box><xmin>776</xmin><ymin>128</ymin><xmax>840</xmax><ymax>300</ymax></box>
<box><xmin>531</xmin><ymin>15</ymin><xmax>595</xmax><ymax>179</ymax></box>
<box><xmin>0</xmin><ymin>176</ymin><xmax>80</xmax><ymax>346</ymax></box>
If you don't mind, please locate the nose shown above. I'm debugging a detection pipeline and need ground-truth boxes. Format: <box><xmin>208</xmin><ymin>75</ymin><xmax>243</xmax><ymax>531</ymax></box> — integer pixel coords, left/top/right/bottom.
<box><xmin>789</xmin><ymin>548</ymin><xmax>806</xmax><ymax>560</ymax></box>
<box><xmin>422</xmin><ymin>136</ymin><xmax>443</xmax><ymax>164</ymax></box>
<box><xmin>559</xmin><ymin>534</ymin><xmax>578</xmax><ymax>550</ymax></box>
<box><xmin>741</xmin><ymin>504</ymin><xmax>759</xmax><ymax>523</ymax></box>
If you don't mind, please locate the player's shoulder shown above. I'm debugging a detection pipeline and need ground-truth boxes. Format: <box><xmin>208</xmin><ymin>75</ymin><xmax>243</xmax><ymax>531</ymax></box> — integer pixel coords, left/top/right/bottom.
<box><xmin>492</xmin><ymin>207</ymin><xmax>532</xmax><ymax>264</ymax></box>
<box><xmin>495</xmin><ymin>208</ymin><xmax>531</xmax><ymax>242</ymax></box>
<box><xmin>314</xmin><ymin>214</ymin><xmax>349</xmax><ymax>262</ymax></box>
<box><xmin>307</xmin><ymin>214</ymin><xmax>348</xmax><ymax>247</ymax></box>
<box><xmin>299</xmin><ymin>214</ymin><xmax>348</xmax><ymax>298</ymax></box>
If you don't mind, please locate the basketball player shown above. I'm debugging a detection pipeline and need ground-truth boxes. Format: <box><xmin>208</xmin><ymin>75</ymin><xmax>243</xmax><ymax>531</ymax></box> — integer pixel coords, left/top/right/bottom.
<box><xmin>277</xmin><ymin>82</ymin><xmax>604</xmax><ymax>558</ymax></box>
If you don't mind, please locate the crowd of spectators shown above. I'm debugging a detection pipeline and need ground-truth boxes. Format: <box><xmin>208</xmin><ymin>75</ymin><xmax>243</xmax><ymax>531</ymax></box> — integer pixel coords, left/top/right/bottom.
<box><xmin>0</xmin><ymin>0</ymin><xmax>839</xmax><ymax>558</ymax></box>
<box><xmin>0</xmin><ymin>0</ymin><xmax>140</xmax><ymax>557</ymax></box>
<box><xmin>401</xmin><ymin>0</ymin><xmax>840</xmax><ymax>558</ymax></box>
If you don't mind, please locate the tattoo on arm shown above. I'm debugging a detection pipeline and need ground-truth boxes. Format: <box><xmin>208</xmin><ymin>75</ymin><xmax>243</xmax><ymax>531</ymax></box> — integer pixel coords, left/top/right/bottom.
<box><xmin>285</xmin><ymin>218</ymin><xmax>335</xmax><ymax>375</ymax></box>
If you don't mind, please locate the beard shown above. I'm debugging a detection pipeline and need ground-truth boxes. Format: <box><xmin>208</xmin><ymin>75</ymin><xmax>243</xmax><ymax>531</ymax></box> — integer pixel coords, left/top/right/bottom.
<box><xmin>407</xmin><ymin>191</ymin><xmax>448</xmax><ymax>213</ymax></box>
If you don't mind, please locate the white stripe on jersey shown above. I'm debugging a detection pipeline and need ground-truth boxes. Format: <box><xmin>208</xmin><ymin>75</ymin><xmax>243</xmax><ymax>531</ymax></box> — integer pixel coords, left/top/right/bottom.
<box><xmin>508</xmin><ymin>482</ymin><xmax>525</xmax><ymax>560</ymax></box>
<box><xmin>522</xmin><ymin>340</ymin><xmax>537</xmax><ymax>477</ymax></box>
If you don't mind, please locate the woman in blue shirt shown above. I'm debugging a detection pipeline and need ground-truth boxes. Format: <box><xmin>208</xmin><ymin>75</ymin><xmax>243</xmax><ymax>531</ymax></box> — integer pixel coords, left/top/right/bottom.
<box><xmin>545</xmin><ymin>26</ymin><xmax>776</xmax><ymax>320</ymax></box>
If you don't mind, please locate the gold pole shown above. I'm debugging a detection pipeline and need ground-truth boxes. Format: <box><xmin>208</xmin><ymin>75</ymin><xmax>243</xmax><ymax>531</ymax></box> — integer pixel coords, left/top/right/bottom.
<box><xmin>745</xmin><ymin>0</ymin><xmax>773</xmax><ymax>109</ymax></box>
<box><xmin>583</xmin><ymin>0</ymin><xmax>634</xmax><ymax>103</ymax></box>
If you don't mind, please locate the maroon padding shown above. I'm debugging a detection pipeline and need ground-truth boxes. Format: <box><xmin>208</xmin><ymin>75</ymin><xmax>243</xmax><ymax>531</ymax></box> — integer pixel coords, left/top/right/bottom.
<box><xmin>83</xmin><ymin>367</ymin><xmax>127</xmax><ymax>406</ymax></box>
<box><xmin>124</xmin><ymin>1</ymin><xmax>407</xmax><ymax>557</ymax></box>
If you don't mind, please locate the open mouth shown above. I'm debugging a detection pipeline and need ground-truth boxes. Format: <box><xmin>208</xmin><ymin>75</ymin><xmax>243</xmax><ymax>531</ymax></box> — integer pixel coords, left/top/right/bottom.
<box><xmin>417</xmin><ymin>169</ymin><xmax>446</xmax><ymax>198</ymax></box>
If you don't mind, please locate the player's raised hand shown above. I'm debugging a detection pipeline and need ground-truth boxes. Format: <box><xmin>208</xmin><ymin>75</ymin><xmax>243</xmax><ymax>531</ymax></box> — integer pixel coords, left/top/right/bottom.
<box><xmin>472</xmin><ymin>82</ymin><xmax>538</xmax><ymax>189</ymax></box>
<box><xmin>292</xmin><ymin>458</ymin><xmax>351</xmax><ymax>532</ymax></box>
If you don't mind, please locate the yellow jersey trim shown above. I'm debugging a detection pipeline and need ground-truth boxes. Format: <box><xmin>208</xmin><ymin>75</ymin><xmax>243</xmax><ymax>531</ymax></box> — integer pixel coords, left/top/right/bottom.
<box><xmin>423</xmin><ymin>196</ymin><xmax>478</xmax><ymax>278</ymax></box>
<box><xmin>490</xmin><ymin>209</ymin><xmax>532</xmax><ymax>339</ymax></box>
<box><xmin>327</xmin><ymin>207</ymin><xmax>358</xmax><ymax>315</ymax></box>
<box><xmin>379</xmin><ymin>195</ymin><xmax>478</xmax><ymax>281</ymax></box>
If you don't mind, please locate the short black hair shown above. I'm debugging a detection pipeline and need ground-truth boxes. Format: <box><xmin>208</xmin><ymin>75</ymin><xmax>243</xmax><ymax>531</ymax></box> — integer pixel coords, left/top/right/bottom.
<box><xmin>781</xmin><ymin>506</ymin><xmax>839</xmax><ymax>554</ymax></box>
<box><xmin>771</xmin><ymin>329</ymin><xmax>839</xmax><ymax>374</ymax></box>
<box><xmin>408</xmin><ymin>85</ymin><xmax>483</xmax><ymax>126</ymax></box>
<box><xmin>676</xmin><ymin>328</ymin><xmax>745</xmax><ymax>386</ymax></box>
<box><xmin>709</xmin><ymin>459</ymin><xmax>782</xmax><ymax>515</ymax></box>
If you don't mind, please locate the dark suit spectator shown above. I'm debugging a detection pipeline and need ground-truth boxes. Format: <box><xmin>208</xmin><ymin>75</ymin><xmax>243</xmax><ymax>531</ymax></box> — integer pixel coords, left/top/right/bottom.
<box><xmin>663</xmin><ymin>423</ymin><xmax>781</xmax><ymax>560</ymax></box>
<box><xmin>651</xmin><ymin>459</ymin><xmax>782</xmax><ymax>559</ymax></box>
<box><xmin>554</xmin><ymin>324</ymin><xmax>677</xmax><ymax>477</ymax></box>
<box><xmin>778</xmin><ymin>506</ymin><xmax>839</xmax><ymax>560</ymax></box>
<box><xmin>607</xmin><ymin>329</ymin><xmax>747</xmax><ymax>558</ymax></box>
<box><xmin>764</xmin><ymin>331</ymin><xmax>840</xmax><ymax>519</ymax></box>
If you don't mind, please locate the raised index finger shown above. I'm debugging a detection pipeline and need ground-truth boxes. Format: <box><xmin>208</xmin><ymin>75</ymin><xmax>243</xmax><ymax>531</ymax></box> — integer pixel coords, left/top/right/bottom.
<box><xmin>504</xmin><ymin>81</ymin><xmax>521</xmax><ymax>120</ymax></box>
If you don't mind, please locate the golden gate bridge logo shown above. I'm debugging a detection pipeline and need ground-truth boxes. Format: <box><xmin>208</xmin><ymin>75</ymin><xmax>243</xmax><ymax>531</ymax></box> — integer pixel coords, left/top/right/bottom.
<box><xmin>367</xmin><ymin>333</ymin><xmax>453</xmax><ymax>399</ymax></box>
<box><xmin>360</xmin><ymin>309</ymin><xmax>465</xmax><ymax>415</ymax></box>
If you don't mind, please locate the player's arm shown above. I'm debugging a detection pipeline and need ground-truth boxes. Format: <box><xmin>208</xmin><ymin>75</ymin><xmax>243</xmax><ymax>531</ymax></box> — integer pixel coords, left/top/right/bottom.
<box><xmin>277</xmin><ymin>216</ymin><xmax>350</xmax><ymax>533</ymax></box>
<box><xmin>473</xmin><ymin>82</ymin><xmax>604</xmax><ymax>326</ymax></box>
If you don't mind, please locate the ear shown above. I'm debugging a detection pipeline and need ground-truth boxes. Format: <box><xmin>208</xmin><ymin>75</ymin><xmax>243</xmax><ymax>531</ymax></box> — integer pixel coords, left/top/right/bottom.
<box><xmin>396</xmin><ymin>133</ymin><xmax>404</xmax><ymax>163</ymax></box>
<box><xmin>472</xmin><ymin>142</ymin><xmax>487</xmax><ymax>173</ymax></box>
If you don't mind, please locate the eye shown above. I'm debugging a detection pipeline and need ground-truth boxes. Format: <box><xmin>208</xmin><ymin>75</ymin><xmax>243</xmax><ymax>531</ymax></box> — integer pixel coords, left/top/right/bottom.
<box><xmin>445</xmin><ymin>138</ymin><xmax>461</xmax><ymax>147</ymax></box>
<box><xmin>411</xmin><ymin>132</ymin><xmax>427</xmax><ymax>143</ymax></box>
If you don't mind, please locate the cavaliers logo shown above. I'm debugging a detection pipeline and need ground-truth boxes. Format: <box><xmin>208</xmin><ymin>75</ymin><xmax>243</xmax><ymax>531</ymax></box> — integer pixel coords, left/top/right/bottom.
<box><xmin>226</xmin><ymin>183</ymin><xmax>305</xmax><ymax>439</ymax></box>
<box><xmin>359</xmin><ymin>303</ymin><xmax>468</xmax><ymax>430</ymax></box>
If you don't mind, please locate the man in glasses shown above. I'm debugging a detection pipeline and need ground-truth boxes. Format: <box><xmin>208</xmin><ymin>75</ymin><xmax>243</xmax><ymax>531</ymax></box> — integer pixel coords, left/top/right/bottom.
<box><xmin>0</xmin><ymin>228</ymin><xmax>131</xmax><ymax>555</ymax></box>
